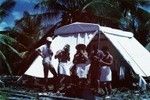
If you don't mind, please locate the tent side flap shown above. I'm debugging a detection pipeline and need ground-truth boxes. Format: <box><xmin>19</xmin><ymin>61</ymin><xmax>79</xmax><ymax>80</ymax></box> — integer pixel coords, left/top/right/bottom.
<box><xmin>104</xmin><ymin>32</ymin><xmax>150</xmax><ymax>77</ymax></box>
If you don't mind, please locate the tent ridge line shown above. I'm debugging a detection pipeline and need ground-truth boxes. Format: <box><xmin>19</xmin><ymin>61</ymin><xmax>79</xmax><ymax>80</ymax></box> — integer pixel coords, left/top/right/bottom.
<box><xmin>102</xmin><ymin>31</ymin><xmax>133</xmax><ymax>38</ymax></box>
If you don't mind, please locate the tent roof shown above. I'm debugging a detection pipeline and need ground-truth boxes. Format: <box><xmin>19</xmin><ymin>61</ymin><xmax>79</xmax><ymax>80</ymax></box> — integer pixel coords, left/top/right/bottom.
<box><xmin>54</xmin><ymin>22</ymin><xmax>150</xmax><ymax>77</ymax></box>
<box><xmin>54</xmin><ymin>22</ymin><xmax>100</xmax><ymax>35</ymax></box>
<box><xmin>54</xmin><ymin>22</ymin><xmax>133</xmax><ymax>38</ymax></box>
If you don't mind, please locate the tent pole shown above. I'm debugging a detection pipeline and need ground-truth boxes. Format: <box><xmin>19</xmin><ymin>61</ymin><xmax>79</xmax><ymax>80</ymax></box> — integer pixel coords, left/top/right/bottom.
<box><xmin>98</xmin><ymin>30</ymin><xmax>100</xmax><ymax>50</ymax></box>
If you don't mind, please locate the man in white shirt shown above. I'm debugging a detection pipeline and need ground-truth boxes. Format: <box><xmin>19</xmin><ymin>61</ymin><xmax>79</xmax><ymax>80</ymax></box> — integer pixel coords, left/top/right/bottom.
<box><xmin>37</xmin><ymin>37</ymin><xmax>57</xmax><ymax>90</ymax></box>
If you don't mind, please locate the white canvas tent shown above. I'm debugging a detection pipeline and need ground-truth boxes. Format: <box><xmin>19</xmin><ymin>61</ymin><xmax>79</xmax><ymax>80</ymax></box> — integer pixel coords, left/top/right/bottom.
<box><xmin>25</xmin><ymin>22</ymin><xmax>150</xmax><ymax>78</ymax></box>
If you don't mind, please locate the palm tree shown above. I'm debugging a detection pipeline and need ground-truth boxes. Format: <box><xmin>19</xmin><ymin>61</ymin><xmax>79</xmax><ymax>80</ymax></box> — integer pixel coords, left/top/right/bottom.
<box><xmin>82</xmin><ymin>0</ymin><xmax>122</xmax><ymax>27</ymax></box>
<box><xmin>0</xmin><ymin>32</ymin><xmax>25</xmax><ymax>75</ymax></box>
<box><xmin>0</xmin><ymin>0</ymin><xmax>19</xmax><ymax>75</ymax></box>
<box><xmin>117</xmin><ymin>0</ymin><xmax>150</xmax><ymax>45</ymax></box>
<box><xmin>0</xmin><ymin>0</ymin><xmax>16</xmax><ymax>22</ymax></box>
<box><xmin>34</xmin><ymin>0</ymin><xmax>126</xmax><ymax>28</ymax></box>
<box><xmin>35</xmin><ymin>0</ymin><xmax>100</xmax><ymax>27</ymax></box>
<box><xmin>35</xmin><ymin>0</ymin><xmax>150</xmax><ymax>45</ymax></box>
<box><xmin>13</xmin><ymin>11</ymin><xmax>44</xmax><ymax>50</ymax></box>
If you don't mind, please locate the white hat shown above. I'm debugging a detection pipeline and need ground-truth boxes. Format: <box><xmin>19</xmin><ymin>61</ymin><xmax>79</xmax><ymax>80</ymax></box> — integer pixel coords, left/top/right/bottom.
<box><xmin>46</xmin><ymin>37</ymin><xmax>52</xmax><ymax>42</ymax></box>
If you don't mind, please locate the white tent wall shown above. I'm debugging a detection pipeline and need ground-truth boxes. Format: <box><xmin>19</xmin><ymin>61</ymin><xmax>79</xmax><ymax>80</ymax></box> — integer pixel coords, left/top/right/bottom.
<box><xmin>100</xmin><ymin>26</ymin><xmax>150</xmax><ymax>77</ymax></box>
<box><xmin>25</xmin><ymin>32</ymin><xmax>97</xmax><ymax>78</ymax></box>
<box><xmin>103</xmin><ymin>33</ymin><xmax>150</xmax><ymax>77</ymax></box>
<box><xmin>51</xmin><ymin>32</ymin><xmax>96</xmax><ymax>75</ymax></box>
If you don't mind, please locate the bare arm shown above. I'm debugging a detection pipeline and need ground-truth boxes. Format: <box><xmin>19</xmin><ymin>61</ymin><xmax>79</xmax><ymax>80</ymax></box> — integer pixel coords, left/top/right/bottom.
<box><xmin>68</xmin><ymin>53</ymin><xmax>70</xmax><ymax>61</ymax></box>
<box><xmin>55</xmin><ymin>50</ymin><xmax>61</xmax><ymax>59</ymax></box>
<box><xmin>36</xmin><ymin>49</ymin><xmax>44</xmax><ymax>58</ymax></box>
<box><xmin>81</xmin><ymin>50</ymin><xmax>88</xmax><ymax>61</ymax></box>
<box><xmin>100</xmin><ymin>54</ymin><xmax>113</xmax><ymax>66</ymax></box>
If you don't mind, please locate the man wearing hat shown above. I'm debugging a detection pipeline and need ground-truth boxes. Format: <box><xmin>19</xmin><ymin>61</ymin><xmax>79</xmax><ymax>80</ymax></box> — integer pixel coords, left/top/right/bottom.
<box><xmin>37</xmin><ymin>37</ymin><xmax>57</xmax><ymax>90</ymax></box>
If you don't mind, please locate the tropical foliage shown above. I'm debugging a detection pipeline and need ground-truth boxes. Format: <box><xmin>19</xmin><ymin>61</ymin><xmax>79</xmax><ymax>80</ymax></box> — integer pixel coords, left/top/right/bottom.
<box><xmin>13</xmin><ymin>11</ymin><xmax>44</xmax><ymax>50</ymax></box>
<box><xmin>117</xmin><ymin>0</ymin><xmax>150</xmax><ymax>45</ymax></box>
<box><xmin>0</xmin><ymin>0</ymin><xmax>17</xmax><ymax>75</ymax></box>
<box><xmin>0</xmin><ymin>33</ymin><xmax>24</xmax><ymax>75</ymax></box>
<box><xmin>0</xmin><ymin>0</ymin><xmax>16</xmax><ymax>23</ymax></box>
<box><xmin>35</xmin><ymin>0</ymin><xmax>101</xmax><ymax>26</ymax></box>
<box><xmin>35</xmin><ymin>0</ymin><xmax>150</xmax><ymax>45</ymax></box>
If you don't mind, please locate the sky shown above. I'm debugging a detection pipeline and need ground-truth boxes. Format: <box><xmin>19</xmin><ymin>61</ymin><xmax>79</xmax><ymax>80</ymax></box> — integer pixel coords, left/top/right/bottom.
<box><xmin>0</xmin><ymin>0</ymin><xmax>37</xmax><ymax>31</ymax></box>
<box><xmin>0</xmin><ymin>0</ymin><xmax>150</xmax><ymax>31</ymax></box>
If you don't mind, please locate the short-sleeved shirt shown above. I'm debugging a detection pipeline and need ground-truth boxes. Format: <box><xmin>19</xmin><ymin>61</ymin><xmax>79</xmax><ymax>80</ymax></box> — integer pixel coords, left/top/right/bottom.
<box><xmin>37</xmin><ymin>44</ymin><xmax>53</xmax><ymax>64</ymax></box>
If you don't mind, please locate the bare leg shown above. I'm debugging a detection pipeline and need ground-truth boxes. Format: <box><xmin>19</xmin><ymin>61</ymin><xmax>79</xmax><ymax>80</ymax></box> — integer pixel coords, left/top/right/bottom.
<box><xmin>101</xmin><ymin>82</ymin><xmax>107</xmax><ymax>95</ymax></box>
<box><xmin>107</xmin><ymin>82</ymin><xmax>112</xmax><ymax>95</ymax></box>
<box><xmin>48</xmin><ymin>63</ymin><xmax>59</xmax><ymax>92</ymax></box>
<box><xmin>43</xmin><ymin>63</ymin><xmax>49</xmax><ymax>90</ymax></box>
<box><xmin>49</xmin><ymin>63</ymin><xmax>57</xmax><ymax>77</ymax></box>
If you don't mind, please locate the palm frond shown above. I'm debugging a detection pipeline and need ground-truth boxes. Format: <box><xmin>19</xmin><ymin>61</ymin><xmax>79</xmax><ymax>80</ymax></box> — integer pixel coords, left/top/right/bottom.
<box><xmin>0</xmin><ymin>33</ymin><xmax>17</xmax><ymax>45</ymax></box>
<box><xmin>84</xmin><ymin>0</ymin><xmax>121</xmax><ymax>18</ymax></box>
<box><xmin>0</xmin><ymin>50</ymin><xmax>12</xmax><ymax>75</ymax></box>
<box><xmin>1</xmin><ymin>41</ymin><xmax>21</xmax><ymax>57</ymax></box>
<box><xmin>0</xmin><ymin>34</ymin><xmax>23</xmax><ymax>57</ymax></box>
<box><xmin>0</xmin><ymin>0</ymin><xmax>16</xmax><ymax>22</ymax></box>
<box><xmin>145</xmin><ymin>20</ymin><xmax>150</xmax><ymax>29</ymax></box>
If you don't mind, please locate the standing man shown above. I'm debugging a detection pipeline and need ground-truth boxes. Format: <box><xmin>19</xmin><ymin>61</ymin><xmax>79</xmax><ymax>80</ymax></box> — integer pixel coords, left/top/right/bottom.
<box><xmin>73</xmin><ymin>44</ymin><xmax>89</xmax><ymax>79</ymax></box>
<box><xmin>37</xmin><ymin>37</ymin><xmax>57</xmax><ymax>90</ymax></box>
<box><xmin>55</xmin><ymin>44</ymin><xmax>70</xmax><ymax>75</ymax></box>
<box><xmin>88</xmin><ymin>46</ymin><xmax>104</xmax><ymax>93</ymax></box>
<box><xmin>55</xmin><ymin>44</ymin><xmax>70</xmax><ymax>76</ymax></box>
<box><xmin>55</xmin><ymin>44</ymin><xmax>70</xmax><ymax>92</ymax></box>
<box><xmin>99</xmin><ymin>46</ymin><xmax>113</xmax><ymax>97</ymax></box>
